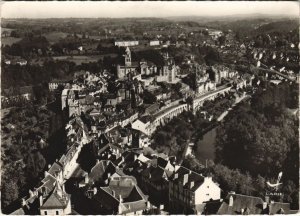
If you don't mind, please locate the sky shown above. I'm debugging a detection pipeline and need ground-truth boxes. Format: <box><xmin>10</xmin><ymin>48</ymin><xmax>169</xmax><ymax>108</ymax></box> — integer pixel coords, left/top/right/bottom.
<box><xmin>1</xmin><ymin>1</ymin><xmax>299</xmax><ymax>19</ymax></box>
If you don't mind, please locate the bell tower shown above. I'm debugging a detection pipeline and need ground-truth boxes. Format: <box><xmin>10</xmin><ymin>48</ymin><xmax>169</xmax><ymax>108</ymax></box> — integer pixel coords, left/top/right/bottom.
<box><xmin>125</xmin><ymin>47</ymin><xmax>131</xmax><ymax>67</ymax></box>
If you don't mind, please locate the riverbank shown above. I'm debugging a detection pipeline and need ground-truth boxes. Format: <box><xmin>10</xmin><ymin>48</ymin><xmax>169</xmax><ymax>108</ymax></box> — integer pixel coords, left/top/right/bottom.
<box><xmin>193</xmin><ymin>93</ymin><xmax>251</xmax><ymax>164</ymax></box>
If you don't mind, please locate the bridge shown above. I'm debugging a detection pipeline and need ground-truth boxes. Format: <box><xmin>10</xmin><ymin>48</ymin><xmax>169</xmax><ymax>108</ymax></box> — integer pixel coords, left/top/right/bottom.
<box><xmin>259</xmin><ymin>62</ymin><xmax>296</xmax><ymax>82</ymax></box>
<box><xmin>254</xmin><ymin>55</ymin><xmax>296</xmax><ymax>81</ymax></box>
<box><xmin>192</xmin><ymin>84</ymin><xmax>232</xmax><ymax>112</ymax></box>
<box><xmin>151</xmin><ymin>103</ymin><xmax>188</xmax><ymax>129</ymax></box>
<box><xmin>147</xmin><ymin>84</ymin><xmax>232</xmax><ymax>134</ymax></box>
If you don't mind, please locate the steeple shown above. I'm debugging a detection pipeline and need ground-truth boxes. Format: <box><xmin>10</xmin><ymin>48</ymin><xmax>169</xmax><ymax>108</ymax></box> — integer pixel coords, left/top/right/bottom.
<box><xmin>125</xmin><ymin>47</ymin><xmax>131</xmax><ymax>67</ymax></box>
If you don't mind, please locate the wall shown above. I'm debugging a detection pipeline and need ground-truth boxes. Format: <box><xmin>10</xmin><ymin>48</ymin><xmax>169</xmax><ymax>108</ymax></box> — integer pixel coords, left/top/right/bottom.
<box><xmin>194</xmin><ymin>177</ymin><xmax>220</xmax><ymax>205</ymax></box>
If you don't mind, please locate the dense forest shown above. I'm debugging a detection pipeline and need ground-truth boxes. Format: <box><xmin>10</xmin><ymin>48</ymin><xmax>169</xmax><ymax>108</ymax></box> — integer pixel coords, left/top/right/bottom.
<box><xmin>213</xmin><ymin>82</ymin><xmax>299</xmax><ymax>208</ymax></box>
<box><xmin>1</xmin><ymin>104</ymin><xmax>67</xmax><ymax>213</ymax></box>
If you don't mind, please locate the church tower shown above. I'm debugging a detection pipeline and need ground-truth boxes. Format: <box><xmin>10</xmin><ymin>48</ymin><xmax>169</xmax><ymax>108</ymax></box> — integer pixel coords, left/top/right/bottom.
<box><xmin>125</xmin><ymin>47</ymin><xmax>131</xmax><ymax>67</ymax></box>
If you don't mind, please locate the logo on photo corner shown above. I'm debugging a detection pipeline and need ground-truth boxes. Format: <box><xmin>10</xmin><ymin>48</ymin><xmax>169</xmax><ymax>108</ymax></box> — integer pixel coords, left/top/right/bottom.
<box><xmin>266</xmin><ymin>172</ymin><xmax>283</xmax><ymax>196</ymax></box>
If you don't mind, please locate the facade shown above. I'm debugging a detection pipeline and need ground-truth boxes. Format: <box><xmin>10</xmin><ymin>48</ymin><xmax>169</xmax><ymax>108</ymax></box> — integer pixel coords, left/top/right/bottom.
<box><xmin>40</xmin><ymin>183</ymin><xmax>71</xmax><ymax>216</ymax></box>
<box><xmin>49</xmin><ymin>82</ymin><xmax>68</xmax><ymax>91</ymax></box>
<box><xmin>169</xmin><ymin>166</ymin><xmax>221</xmax><ymax>214</ymax></box>
<box><xmin>115</xmin><ymin>41</ymin><xmax>139</xmax><ymax>47</ymax></box>
<box><xmin>156</xmin><ymin>53</ymin><xmax>179</xmax><ymax>83</ymax></box>
<box><xmin>140</xmin><ymin>60</ymin><xmax>158</xmax><ymax>76</ymax></box>
<box><xmin>149</xmin><ymin>40</ymin><xmax>160</xmax><ymax>46</ymax></box>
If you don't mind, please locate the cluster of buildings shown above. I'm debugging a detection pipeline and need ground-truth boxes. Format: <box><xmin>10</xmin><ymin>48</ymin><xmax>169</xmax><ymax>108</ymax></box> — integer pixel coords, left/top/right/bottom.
<box><xmin>8</xmin><ymin>37</ymin><xmax>296</xmax><ymax>215</ymax></box>
<box><xmin>11</xmin><ymin>116</ymin><xmax>91</xmax><ymax>215</ymax></box>
<box><xmin>12</xmin><ymin>111</ymin><xmax>296</xmax><ymax>214</ymax></box>
<box><xmin>1</xmin><ymin>86</ymin><xmax>34</xmax><ymax>108</ymax></box>
<box><xmin>116</xmin><ymin>47</ymin><xmax>178</xmax><ymax>84</ymax></box>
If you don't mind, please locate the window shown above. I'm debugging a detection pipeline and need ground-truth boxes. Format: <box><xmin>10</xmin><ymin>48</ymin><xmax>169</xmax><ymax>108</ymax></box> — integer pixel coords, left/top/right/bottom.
<box><xmin>44</xmin><ymin>211</ymin><xmax>47</xmax><ymax>215</ymax></box>
<box><xmin>56</xmin><ymin>211</ymin><xmax>59</xmax><ymax>215</ymax></box>
<box><xmin>206</xmin><ymin>193</ymin><xmax>209</xmax><ymax>196</ymax></box>
<box><xmin>207</xmin><ymin>186</ymin><xmax>209</xmax><ymax>188</ymax></box>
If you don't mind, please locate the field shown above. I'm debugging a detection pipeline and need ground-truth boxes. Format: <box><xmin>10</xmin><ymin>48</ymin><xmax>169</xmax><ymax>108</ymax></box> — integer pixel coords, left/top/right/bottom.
<box><xmin>42</xmin><ymin>31</ymin><xmax>69</xmax><ymax>44</ymax></box>
<box><xmin>1</xmin><ymin>28</ymin><xmax>14</xmax><ymax>34</ymax></box>
<box><xmin>1</xmin><ymin>37</ymin><xmax>22</xmax><ymax>46</ymax></box>
<box><xmin>52</xmin><ymin>54</ymin><xmax>117</xmax><ymax>65</ymax></box>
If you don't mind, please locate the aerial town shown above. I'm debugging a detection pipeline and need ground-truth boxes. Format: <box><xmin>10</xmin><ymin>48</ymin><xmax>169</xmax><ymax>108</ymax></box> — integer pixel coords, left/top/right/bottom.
<box><xmin>1</xmin><ymin>2</ymin><xmax>299</xmax><ymax>215</ymax></box>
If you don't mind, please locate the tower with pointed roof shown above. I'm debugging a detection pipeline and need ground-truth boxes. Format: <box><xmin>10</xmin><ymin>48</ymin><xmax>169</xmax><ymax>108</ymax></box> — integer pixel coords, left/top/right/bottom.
<box><xmin>125</xmin><ymin>47</ymin><xmax>132</xmax><ymax>67</ymax></box>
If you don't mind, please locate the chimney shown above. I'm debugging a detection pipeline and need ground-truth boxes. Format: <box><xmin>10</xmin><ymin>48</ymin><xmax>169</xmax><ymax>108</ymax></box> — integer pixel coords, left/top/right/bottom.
<box><xmin>93</xmin><ymin>187</ymin><xmax>97</xmax><ymax>195</ymax></box>
<box><xmin>48</xmin><ymin>164</ymin><xmax>51</xmax><ymax>169</ymax></box>
<box><xmin>241</xmin><ymin>208</ymin><xmax>244</xmax><ymax>214</ymax></box>
<box><xmin>183</xmin><ymin>174</ymin><xmax>189</xmax><ymax>186</ymax></box>
<box><xmin>229</xmin><ymin>196</ymin><xmax>234</xmax><ymax>207</ymax></box>
<box><xmin>39</xmin><ymin>195</ymin><xmax>43</xmax><ymax>207</ymax></box>
<box><xmin>174</xmin><ymin>173</ymin><xmax>179</xmax><ymax>179</ymax></box>
<box><xmin>44</xmin><ymin>171</ymin><xmax>48</xmax><ymax>178</ymax></box>
<box><xmin>21</xmin><ymin>198</ymin><xmax>26</xmax><ymax>206</ymax></box>
<box><xmin>190</xmin><ymin>181</ymin><xmax>195</xmax><ymax>189</ymax></box>
<box><xmin>119</xmin><ymin>195</ymin><xmax>123</xmax><ymax>203</ymax></box>
<box><xmin>62</xmin><ymin>184</ymin><xmax>65</xmax><ymax>192</ymax></box>
<box><xmin>85</xmin><ymin>174</ymin><xmax>89</xmax><ymax>184</ymax></box>
<box><xmin>134</xmin><ymin>154</ymin><xmax>138</xmax><ymax>161</ymax></box>
<box><xmin>96</xmin><ymin>159</ymin><xmax>100</xmax><ymax>164</ymax></box>
<box><xmin>147</xmin><ymin>201</ymin><xmax>151</xmax><ymax>209</ymax></box>
<box><xmin>29</xmin><ymin>189</ymin><xmax>34</xmax><ymax>198</ymax></box>
<box><xmin>265</xmin><ymin>196</ymin><xmax>270</xmax><ymax>203</ymax></box>
<box><xmin>263</xmin><ymin>202</ymin><xmax>268</xmax><ymax>210</ymax></box>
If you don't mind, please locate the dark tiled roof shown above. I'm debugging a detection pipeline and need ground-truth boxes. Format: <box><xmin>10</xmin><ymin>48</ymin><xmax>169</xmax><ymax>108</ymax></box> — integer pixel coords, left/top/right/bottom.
<box><xmin>123</xmin><ymin>186</ymin><xmax>143</xmax><ymax>202</ymax></box>
<box><xmin>172</xmin><ymin>166</ymin><xmax>204</xmax><ymax>191</ymax></box>
<box><xmin>139</xmin><ymin>115</ymin><xmax>152</xmax><ymax>124</ymax></box>
<box><xmin>217</xmin><ymin>193</ymin><xmax>264</xmax><ymax>215</ymax></box>
<box><xmin>93</xmin><ymin>187</ymin><xmax>119</xmax><ymax>210</ymax></box>
<box><xmin>269</xmin><ymin>202</ymin><xmax>291</xmax><ymax>214</ymax></box>
<box><xmin>41</xmin><ymin>190</ymin><xmax>69</xmax><ymax>209</ymax></box>
<box><xmin>157</xmin><ymin>157</ymin><xmax>168</xmax><ymax>168</ymax></box>
<box><xmin>89</xmin><ymin>160</ymin><xmax>116</xmax><ymax>183</ymax></box>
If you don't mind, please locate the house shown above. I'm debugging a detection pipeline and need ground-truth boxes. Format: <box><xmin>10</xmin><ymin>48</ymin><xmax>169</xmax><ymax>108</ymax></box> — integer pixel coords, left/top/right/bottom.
<box><xmin>16</xmin><ymin>59</ymin><xmax>27</xmax><ymax>66</ymax></box>
<box><xmin>214</xmin><ymin>192</ymin><xmax>295</xmax><ymax>215</ymax></box>
<box><xmin>40</xmin><ymin>183</ymin><xmax>71</xmax><ymax>216</ymax></box>
<box><xmin>48</xmin><ymin>80</ymin><xmax>69</xmax><ymax>91</ymax></box>
<box><xmin>139</xmin><ymin>157</ymin><xmax>175</xmax><ymax>208</ymax></box>
<box><xmin>115</xmin><ymin>41</ymin><xmax>139</xmax><ymax>47</ymax></box>
<box><xmin>90</xmin><ymin>175</ymin><xmax>150</xmax><ymax>215</ymax></box>
<box><xmin>132</xmin><ymin>116</ymin><xmax>153</xmax><ymax>135</ymax></box>
<box><xmin>105</xmin><ymin>93</ymin><xmax>122</xmax><ymax>106</ymax></box>
<box><xmin>169</xmin><ymin>166</ymin><xmax>221</xmax><ymax>214</ymax></box>
<box><xmin>79</xmin><ymin>160</ymin><xmax>119</xmax><ymax>187</ymax></box>
<box><xmin>149</xmin><ymin>40</ymin><xmax>160</xmax><ymax>46</ymax></box>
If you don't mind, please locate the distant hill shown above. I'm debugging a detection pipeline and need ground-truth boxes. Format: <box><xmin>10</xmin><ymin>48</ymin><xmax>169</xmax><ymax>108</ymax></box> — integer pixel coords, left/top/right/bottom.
<box><xmin>255</xmin><ymin>19</ymin><xmax>299</xmax><ymax>34</ymax></box>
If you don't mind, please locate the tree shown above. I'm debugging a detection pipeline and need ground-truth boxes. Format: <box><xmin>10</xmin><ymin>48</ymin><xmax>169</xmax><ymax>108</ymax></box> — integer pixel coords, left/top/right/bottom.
<box><xmin>1</xmin><ymin>178</ymin><xmax>19</xmax><ymax>208</ymax></box>
<box><xmin>10</xmin><ymin>30</ymin><xmax>19</xmax><ymax>38</ymax></box>
<box><xmin>143</xmin><ymin>90</ymin><xmax>157</xmax><ymax>104</ymax></box>
<box><xmin>218</xmin><ymin>35</ymin><xmax>226</xmax><ymax>46</ymax></box>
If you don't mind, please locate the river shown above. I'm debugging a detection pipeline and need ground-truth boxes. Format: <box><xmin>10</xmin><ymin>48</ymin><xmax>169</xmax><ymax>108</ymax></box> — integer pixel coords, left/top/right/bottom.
<box><xmin>195</xmin><ymin>127</ymin><xmax>217</xmax><ymax>164</ymax></box>
<box><xmin>194</xmin><ymin>94</ymin><xmax>250</xmax><ymax>164</ymax></box>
